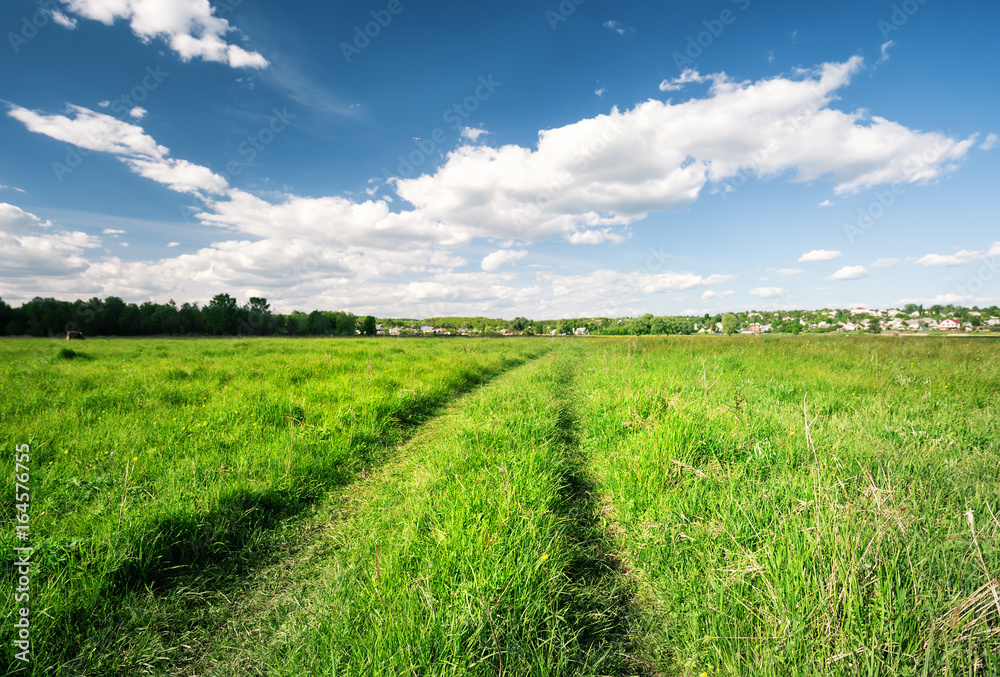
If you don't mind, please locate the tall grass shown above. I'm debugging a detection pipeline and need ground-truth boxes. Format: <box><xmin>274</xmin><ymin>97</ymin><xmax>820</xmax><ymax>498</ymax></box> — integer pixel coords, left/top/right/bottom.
<box><xmin>0</xmin><ymin>337</ymin><xmax>545</xmax><ymax>674</ymax></box>
<box><xmin>228</xmin><ymin>346</ymin><xmax>634</xmax><ymax>676</ymax></box>
<box><xmin>576</xmin><ymin>335</ymin><xmax>1000</xmax><ymax>676</ymax></box>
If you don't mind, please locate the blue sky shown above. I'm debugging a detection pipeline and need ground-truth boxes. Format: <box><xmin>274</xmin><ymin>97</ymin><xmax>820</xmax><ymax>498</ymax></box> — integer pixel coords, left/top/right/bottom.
<box><xmin>1</xmin><ymin>0</ymin><xmax>998</xmax><ymax>318</ymax></box>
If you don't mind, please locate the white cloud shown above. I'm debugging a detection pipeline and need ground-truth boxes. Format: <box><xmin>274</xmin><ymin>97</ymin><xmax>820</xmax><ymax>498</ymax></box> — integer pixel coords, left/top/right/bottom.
<box><xmin>750</xmin><ymin>287</ymin><xmax>789</xmax><ymax>298</ymax></box>
<box><xmin>9</xmin><ymin>104</ymin><xmax>167</xmax><ymax>158</ymax></box>
<box><xmin>775</xmin><ymin>268</ymin><xmax>806</xmax><ymax>277</ymax></box>
<box><xmin>124</xmin><ymin>157</ymin><xmax>229</xmax><ymax>195</ymax></box>
<box><xmin>827</xmin><ymin>265</ymin><xmax>869</xmax><ymax>280</ymax></box>
<box><xmin>0</xmin><ymin>185</ymin><xmax>26</xmax><ymax>193</ymax></box>
<box><xmin>129</xmin><ymin>106</ymin><xmax>146</xmax><ymax>119</ymax></box>
<box><xmin>0</xmin><ymin>203</ymin><xmax>50</xmax><ymax>235</ymax></box>
<box><xmin>872</xmin><ymin>257</ymin><xmax>900</xmax><ymax>268</ymax></box>
<box><xmin>0</xmin><ymin>228</ymin><xmax>101</xmax><ymax>278</ymax></box>
<box><xmin>51</xmin><ymin>10</ymin><xmax>78</xmax><ymax>28</ymax></box>
<box><xmin>595</xmin><ymin>87</ymin><xmax>606</xmax><ymax>97</ymax></box>
<box><xmin>481</xmin><ymin>249</ymin><xmax>527</xmax><ymax>272</ymax></box>
<box><xmin>897</xmin><ymin>293</ymin><xmax>969</xmax><ymax>306</ymax></box>
<box><xmin>58</xmin><ymin>0</ymin><xmax>268</xmax><ymax>69</ymax></box>
<box><xmin>798</xmin><ymin>249</ymin><xmax>842</xmax><ymax>262</ymax></box>
<box><xmin>395</xmin><ymin>57</ymin><xmax>975</xmax><ymax>245</ymax></box>
<box><xmin>876</xmin><ymin>40</ymin><xmax>895</xmax><ymax>66</ymax></box>
<box><xmin>981</xmin><ymin>133</ymin><xmax>998</xmax><ymax>151</ymax></box>
<box><xmin>908</xmin><ymin>247</ymin><xmax>992</xmax><ymax>266</ymax></box>
<box><xmin>658</xmin><ymin>68</ymin><xmax>707</xmax><ymax>91</ymax></box>
<box><xmin>167</xmin><ymin>241</ymin><xmax>180</xmax><ymax>247</ymax></box>
<box><xmin>702</xmin><ymin>289</ymin><xmax>735</xmax><ymax>299</ymax></box>
<box><xmin>565</xmin><ymin>228</ymin><xmax>629</xmax><ymax>245</ymax></box>
<box><xmin>102</xmin><ymin>228</ymin><xmax>125</xmax><ymax>235</ymax></box>
<box><xmin>603</xmin><ymin>20</ymin><xmax>630</xmax><ymax>35</ymax></box>
<box><xmin>819</xmin><ymin>199</ymin><xmax>834</xmax><ymax>207</ymax></box>
<box><xmin>461</xmin><ymin>126</ymin><xmax>488</xmax><ymax>142</ymax></box>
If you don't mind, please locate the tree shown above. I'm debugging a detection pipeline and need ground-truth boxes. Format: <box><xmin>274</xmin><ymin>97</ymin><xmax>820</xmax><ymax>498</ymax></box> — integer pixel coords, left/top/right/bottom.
<box><xmin>361</xmin><ymin>315</ymin><xmax>377</xmax><ymax>336</ymax></box>
<box><xmin>722</xmin><ymin>313</ymin><xmax>739</xmax><ymax>336</ymax></box>
<box><xmin>511</xmin><ymin>316</ymin><xmax>529</xmax><ymax>332</ymax></box>
<box><xmin>204</xmin><ymin>293</ymin><xmax>240</xmax><ymax>335</ymax></box>
<box><xmin>241</xmin><ymin>297</ymin><xmax>271</xmax><ymax>336</ymax></box>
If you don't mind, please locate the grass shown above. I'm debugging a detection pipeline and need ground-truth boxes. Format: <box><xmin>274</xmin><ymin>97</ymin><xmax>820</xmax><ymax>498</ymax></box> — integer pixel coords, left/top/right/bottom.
<box><xmin>576</xmin><ymin>335</ymin><xmax>1000</xmax><ymax>676</ymax></box>
<box><xmin>2</xmin><ymin>334</ymin><xmax>998</xmax><ymax>675</ymax></box>
<box><xmin>0</xmin><ymin>336</ymin><xmax>547</xmax><ymax>673</ymax></box>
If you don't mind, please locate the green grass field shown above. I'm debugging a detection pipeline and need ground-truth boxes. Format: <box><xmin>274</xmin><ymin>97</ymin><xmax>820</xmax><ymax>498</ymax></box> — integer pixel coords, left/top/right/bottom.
<box><xmin>2</xmin><ymin>335</ymin><xmax>998</xmax><ymax>676</ymax></box>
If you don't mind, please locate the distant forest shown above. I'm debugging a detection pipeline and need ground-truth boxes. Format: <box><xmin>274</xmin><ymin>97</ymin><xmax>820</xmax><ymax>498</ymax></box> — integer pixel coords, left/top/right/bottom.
<box><xmin>0</xmin><ymin>294</ymin><xmax>374</xmax><ymax>337</ymax></box>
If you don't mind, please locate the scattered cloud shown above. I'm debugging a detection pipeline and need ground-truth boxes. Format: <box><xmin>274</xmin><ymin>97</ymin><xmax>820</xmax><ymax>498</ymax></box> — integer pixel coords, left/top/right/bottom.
<box><xmin>102</xmin><ymin>228</ymin><xmax>125</xmax><ymax>236</ymax></box>
<box><xmin>0</xmin><ymin>203</ymin><xmax>51</xmax><ymax>235</ymax></box>
<box><xmin>897</xmin><ymin>293</ymin><xmax>969</xmax><ymax>306</ymax></box>
<box><xmin>908</xmin><ymin>245</ymin><xmax>998</xmax><ymax>266</ymax></box>
<box><xmin>827</xmin><ymin>265</ymin><xmax>869</xmax><ymax>280</ymax></box>
<box><xmin>603</xmin><ymin>20</ymin><xmax>631</xmax><ymax>36</ymax></box>
<box><xmin>750</xmin><ymin>286</ymin><xmax>789</xmax><ymax>298</ymax></box>
<box><xmin>818</xmin><ymin>199</ymin><xmax>834</xmax><ymax>207</ymax></box>
<box><xmin>595</xmin><ymin>87</ymin><xmax>606</xmax><ymax>97</ymax></box>
<box><xmin>460</xmin><ymin>126</ymin><xmax>488</xmax><ymax>142</ymax></box>
<box><xmin>775</xmin><ymin>268</ymin><xmax>806</xmax><ymax>277</ymax></box>
<box><xmin>876</xmin><ymin>40</ymin><xmax>895</xmax><ymax>66</ymax></box>
<box><xmin>658</xmin><ymin>68</ymin><xmax>707</xmax><ymax>91</ymax></box>
<box><xmin>56</xmin><ymin>0</ymin><xmax>268</xmax><ymax>68</ymax></box>
<box><xmin>50</xmin><ymin>9</ymin><xmax>78</xmax><ymax>28</ymax></box>
<box><xmin>799</xmin><ymin>249</ymin><xmax>842</xmax><ymax>262</ymax></box>
<box><xmin>872</xmin><ymin>257</ymin><xmax>900</xmax><ymax>268</ymax></box>
<box><xmin>129</xmin><ymin>106</ymin><xmax>146</xmax><ymax>119</ymax></box>
<box><xmin>701</xmin><ymin>289</ymin><xmax>736</xmax><ymax>300</ymax></box>
<box><xmin>981</xmin><ymin>133</ymin><xmax>998</xmax><ymax>151</ymax></box>
<box><xmin>0</xmin><ymin>185</ymin><xmax>26</xmax><ymax>193</ymax></box>
<box><xmin>167</xmin><ymin>241</ymin><xmax>180</xmax><ymax>247</ymax></box>
<box><xmin>481</xmin><ymin>249</ymin><xmax>527</xmax><ymax>272</ymax></box>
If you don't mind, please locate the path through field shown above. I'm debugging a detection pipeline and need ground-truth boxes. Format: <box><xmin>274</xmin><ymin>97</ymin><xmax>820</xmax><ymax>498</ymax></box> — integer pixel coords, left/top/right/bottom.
<box><xmin>3</xmin><ymin>336</ymin><xmax>998</xmax><ymax>676</ymax></box>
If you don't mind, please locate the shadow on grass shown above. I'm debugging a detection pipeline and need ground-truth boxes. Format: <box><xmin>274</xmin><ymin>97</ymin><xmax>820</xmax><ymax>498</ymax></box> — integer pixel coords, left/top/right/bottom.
<box><xmin>546</xmin><ymin>358</ymin><xmax>646</xmax><ymax>677</ymax></box>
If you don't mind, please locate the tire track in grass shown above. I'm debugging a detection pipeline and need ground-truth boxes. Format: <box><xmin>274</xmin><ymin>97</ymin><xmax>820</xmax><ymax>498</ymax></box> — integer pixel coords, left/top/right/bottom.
<box><xmin>197</xmin><ymin>345</ymin><xmax>636</xmax><ymax>676</ymax></box>
<box><xmin>46</xmin><ymin>342</ymin><xmax>552</xmax><ymax>677</ymax></box>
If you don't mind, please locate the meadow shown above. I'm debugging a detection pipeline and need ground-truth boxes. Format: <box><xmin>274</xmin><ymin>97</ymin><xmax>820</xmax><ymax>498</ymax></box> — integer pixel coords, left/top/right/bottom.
<box><xmin>1</xmin><ymin>334</ymin><xmax>998</xmax><ymax>675</ymax></box>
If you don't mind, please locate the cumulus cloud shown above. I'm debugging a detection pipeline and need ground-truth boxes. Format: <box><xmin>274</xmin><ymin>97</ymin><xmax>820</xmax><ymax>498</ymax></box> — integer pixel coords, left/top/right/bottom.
<box><xmin>461</xmin><ymin>126</ymin><xmax>488</xmax><ymax>142</ymax></box>
<box><xmin>129</xmin><ymin>106</ymin><xmax>146</xmax><ymax>119</ymax></box>
<box><xmin>908</xmin><ymin>246</ymin><xmax>996</xmax><ymax>267</ymax></box>
<box><xmin>9</xmin><ymin>104</ymin><xmax>167</xmax><ymax>158</ymax></box>
<box><xmin>395</xmin><ymin>56</ymin><xmax>974</xmax><ymax>245</ymax></box>
<box><xmin>481</xmin><ymin>249</ymin><xmax>527</xmax><ymax>272</ymax></box>
<box><xmin>799</xmin><ymin>249</ymin><xmax>842</xmax><ymax>262</ymax></box>
<box><xmin>57</xmin><ymin>0</ymin><xmax>268</xmax><ymax>68</ymax></box>
<box><xmin>701</xmin><ymin>289</ymin><xmax>735</xmax><ymax>299</ymax></box>
<box><xmin>0</xmin><ymin>228</ymin><xmax>101</xmax><ymax>278</ymax></box>
<box><xmin>872</xmin><ymin>257</ymin><xmax>900</xmax><ymax>268</ymax></box>
<box><xmin>659</xmin><ymin>68</ymin><xmax>708</xmax><ymax>92</ymax></box>
<box><xmin>827</xmin><ymin>265</ymin><xmax>869</xmax><ymax>280</ymax></box>
<box><xmin>982</xmin><ymin>133</ymin><xmax>998</xmax><ymax>151</ymax></box>
<box><xmin>0</xmin><ymin>203</ymin><xmax>50</xmax><ymax>235</ymax></box>
<box><xmin>750</xmin><ymin>287</ymin><xmax>789</xmax><ymax>298</ymax></box>
<box><xmin>819</xmin><ymin>199</ymin><xmax>834</xmax><ymax>207</ymax></box>
<box><xmin>51</xmin><ymin>9</ymin><xmax>78</xmax><ymax>28</ymax></box>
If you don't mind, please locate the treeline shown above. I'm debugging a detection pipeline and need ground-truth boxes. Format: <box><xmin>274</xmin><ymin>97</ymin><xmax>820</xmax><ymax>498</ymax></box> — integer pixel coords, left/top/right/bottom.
<box><xmin>0</xmin><ymin>295</ymin><xmax>377</xmax><ymax>337</ymax></box>
<box><xmin>599</xmin><ymin>314</ymin><xmax>704</xmax><ymax>336</ymax></box>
